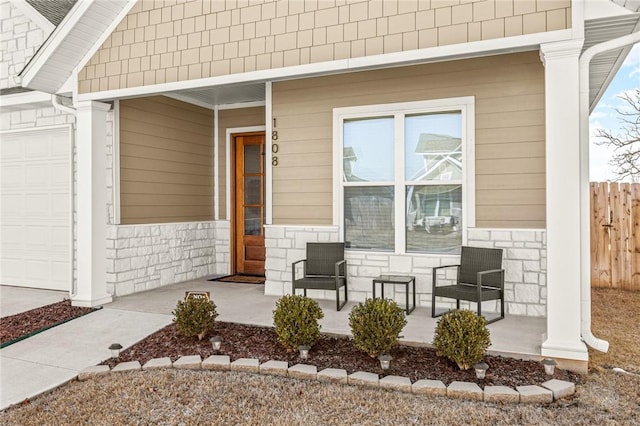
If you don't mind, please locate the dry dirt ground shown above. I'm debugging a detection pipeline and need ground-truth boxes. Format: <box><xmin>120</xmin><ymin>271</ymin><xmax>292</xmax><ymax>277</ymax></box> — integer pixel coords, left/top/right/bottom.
<box><xmin>1</xmin><ymin>289</ymin><xmax>639</xmax><ymax>425</ymax></box>
<box><xmin>589</xmin><ymin>288</ymin><xmax>640</xmax><ymax>373</ymax></box>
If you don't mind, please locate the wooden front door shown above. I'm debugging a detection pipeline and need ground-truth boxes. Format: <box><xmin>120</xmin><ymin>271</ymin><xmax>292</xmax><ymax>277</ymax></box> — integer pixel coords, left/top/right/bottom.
<box><xmin>234</xmin><ymin>133</ymin><xmax>266</xmax><ymax>276</ymax></box>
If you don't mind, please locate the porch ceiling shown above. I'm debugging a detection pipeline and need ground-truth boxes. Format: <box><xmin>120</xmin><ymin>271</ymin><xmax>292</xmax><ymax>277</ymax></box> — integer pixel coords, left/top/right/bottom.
<box><xmin>165</xmin><ymin>82</ymin><xmax>266</xmax><ymax>110</ymax></box>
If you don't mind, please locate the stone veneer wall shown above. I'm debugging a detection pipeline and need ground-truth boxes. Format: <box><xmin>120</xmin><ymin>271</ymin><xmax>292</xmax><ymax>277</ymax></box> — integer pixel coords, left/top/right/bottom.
<box><xmin>265</xmin><ymin>225</ymin><xmax>547</xmax><ymax>317</ymax></box>
<box><xmin>105</xmin><ymin>221</ymin><xmax>230</xmax><ymax>297</ymax></box>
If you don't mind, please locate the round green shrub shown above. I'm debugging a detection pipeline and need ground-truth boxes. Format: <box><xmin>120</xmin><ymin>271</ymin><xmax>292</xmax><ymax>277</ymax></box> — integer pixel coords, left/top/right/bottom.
<box><xmin>273</xmin><ymin>295</ymin><xmax>324</xmax><ymax>351</ymax></box>
<box><xmin>433</xmin><ymin>310</ymin><xmax>491</xmax><ymax>370</ymax></box>
<box><xmin>172</xmin><ymin>298</ymin><xmax>218</xmax><ymax>341</ymax></box>
<box><xmin>349</xmin><ymin>298</ymin><xmax>407</xmax><ymax>358</ymax></box>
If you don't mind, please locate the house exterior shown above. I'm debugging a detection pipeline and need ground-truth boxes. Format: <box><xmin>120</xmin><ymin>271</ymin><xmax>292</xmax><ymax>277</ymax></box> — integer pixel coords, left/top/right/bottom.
<box><xmin>2</xmin><ymin>0</ymin><xmax>639</xmax><ymax>370</ymax></box>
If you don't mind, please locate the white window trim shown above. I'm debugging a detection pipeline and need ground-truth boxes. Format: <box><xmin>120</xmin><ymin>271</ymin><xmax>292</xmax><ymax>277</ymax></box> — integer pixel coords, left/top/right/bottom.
<box><xmin>332</xmin><ymin>97</ymin><xmax>476</xmax><ymax>255</ymax></box>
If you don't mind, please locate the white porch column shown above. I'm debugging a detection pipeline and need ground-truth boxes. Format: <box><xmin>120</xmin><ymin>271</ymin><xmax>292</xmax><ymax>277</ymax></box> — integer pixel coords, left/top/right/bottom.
<box><xmin>539</xmin><ymin>40</ymin><xmax>588</xmax><ymax>361</ymax></box>
<box><xmin>72</xmin><ymin>100</ymin><xmax>113</xmax><ymax>307</ymax></box>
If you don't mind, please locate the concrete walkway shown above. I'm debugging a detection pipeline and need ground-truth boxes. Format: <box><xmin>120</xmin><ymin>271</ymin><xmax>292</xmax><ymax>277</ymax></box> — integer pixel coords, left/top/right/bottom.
<box><xmin>1</xmin><ymin>287</ymin><xmax>171</xmax><ymax>410</ymax></box>
<box><xmin>1</xmin><ymin>279</ymin><xmax>545</xmax><ymax>410</ymax></box>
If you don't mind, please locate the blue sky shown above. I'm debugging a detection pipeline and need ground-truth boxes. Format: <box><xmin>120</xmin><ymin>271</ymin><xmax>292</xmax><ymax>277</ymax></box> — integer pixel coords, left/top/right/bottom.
<box><xmin>589</xmin><ymin>43</ymin><xmax>640</xmax><ymax>182</ymax></box>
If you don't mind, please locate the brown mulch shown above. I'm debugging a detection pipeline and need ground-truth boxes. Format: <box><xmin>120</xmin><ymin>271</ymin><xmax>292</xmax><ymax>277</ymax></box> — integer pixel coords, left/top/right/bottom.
<box><xmin>0</xmin><ymin>300</ymin><xmax>95</xmax><ymax>346</ymax></box>
<box><xmin>101</xmin><ymin>322</ymin><xmax>579</xmax><ymax>388</ymax></box>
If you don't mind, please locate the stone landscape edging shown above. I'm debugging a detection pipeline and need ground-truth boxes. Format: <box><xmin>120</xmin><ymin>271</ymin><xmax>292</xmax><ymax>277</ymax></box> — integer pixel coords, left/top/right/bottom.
<box><xmin>79</xmin><ymin>355</ymin><xmax>576</xmax><ymax>404</ymax></box>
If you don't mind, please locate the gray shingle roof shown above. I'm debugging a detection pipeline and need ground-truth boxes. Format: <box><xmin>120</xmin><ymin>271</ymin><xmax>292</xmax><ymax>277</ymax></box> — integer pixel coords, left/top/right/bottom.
<box><xmin>26</xmin><ymin>0</ymin><xmax>77</xmax><ymax>26</ymax></box>
<box><xmin>0</xmin><ymin>87</ymin><xmax>33</xmax><ymax>96</ymax></box>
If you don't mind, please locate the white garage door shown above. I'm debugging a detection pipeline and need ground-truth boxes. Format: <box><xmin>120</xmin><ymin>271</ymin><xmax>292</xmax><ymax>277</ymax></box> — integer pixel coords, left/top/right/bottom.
<box><xmin>1</xmin><ymin>126</ymin><xmax>71</xmax><ymax>291</ymax></box>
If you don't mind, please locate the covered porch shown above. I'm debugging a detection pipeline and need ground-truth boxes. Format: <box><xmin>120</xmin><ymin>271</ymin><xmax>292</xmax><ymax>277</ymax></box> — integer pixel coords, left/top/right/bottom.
<box><xmin>107</xmin><ymin>277</ymin><xmax>546</xmax><ymax>363</ymax></box>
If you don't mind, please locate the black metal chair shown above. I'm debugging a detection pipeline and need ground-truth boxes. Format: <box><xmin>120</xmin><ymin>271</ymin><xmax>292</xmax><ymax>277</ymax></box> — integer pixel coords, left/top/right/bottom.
<box><xmin>431</xmin><ymin>246</ymin><xmax>505</xmax><ymax>323</ymax></box>
<box><xmin>292</xmin><ymin>242</ymin><xmax>347</xmax><ymax>311</ymax></box>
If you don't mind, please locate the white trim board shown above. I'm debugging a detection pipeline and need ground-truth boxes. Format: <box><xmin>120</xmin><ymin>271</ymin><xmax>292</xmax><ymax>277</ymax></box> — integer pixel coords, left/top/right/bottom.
<box><xmin>265</xmin><ymin>82</ymin><xmax>273</xmax><ymax>225</ymax></box>
<box><xmin>112</xmin><ymin>100</ymin><xmax>121</xmax><ymax>225</ymax></box>
<box><xmin>0</xmin><ymin>91</ymin><xmax>52</xmax><ymax>111</ymax></box>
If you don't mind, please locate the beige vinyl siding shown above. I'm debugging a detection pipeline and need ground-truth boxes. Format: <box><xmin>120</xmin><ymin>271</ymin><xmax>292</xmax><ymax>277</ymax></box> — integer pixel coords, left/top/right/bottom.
<box><xmin>217</xmin><ymin>107</ymin><xmax>265</xmax><ymax>220</ymax></box>
<box><xmin>78</xmin><ymin>0</ymin><xmax>570</xmax><ymax>93</ymax></box>
<box><xmin>119</xmin><ymin>96</ymin><xmax>213</xmax><ymax>224</ymax></box>
<box><xmin>272</xmin><ymin>51</ymin><xmax>546</xmax><ymax>228</ymax></box>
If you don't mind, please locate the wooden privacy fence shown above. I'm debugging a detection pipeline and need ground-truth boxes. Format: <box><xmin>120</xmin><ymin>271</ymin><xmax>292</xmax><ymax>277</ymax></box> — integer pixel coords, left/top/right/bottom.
<box><xmin>590</xmin><ymin>182</ymin><xmax>640</xmax><ymax>291</ymax></box>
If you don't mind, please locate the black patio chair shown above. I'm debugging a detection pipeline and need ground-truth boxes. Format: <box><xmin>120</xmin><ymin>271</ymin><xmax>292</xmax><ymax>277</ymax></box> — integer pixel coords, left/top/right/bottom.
<box><xmin>292</xmin><ymin>242</ymin><xmax>347</xmax><ymax>311</ymax></box>
<box><xmin>431</xmin><ymin>246</ymin><xmax>505</xmax><ymax>323</ymax></box>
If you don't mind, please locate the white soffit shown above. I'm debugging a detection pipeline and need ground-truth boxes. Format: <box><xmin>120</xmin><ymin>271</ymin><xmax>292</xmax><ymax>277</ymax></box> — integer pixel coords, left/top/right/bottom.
<box><xmin>584</xmin><ymin>14</ymin><xmax>640</xmax><ymax>110</ymax></box>
<box><xmin>20</xmin><ymin>0</ymin><xmax>133</xmax><ymax>94</ymax></box>
<box><xmin>166</xmin><ymin>83</ymin><xmax>266</xmax><ymax>109</ymax></box>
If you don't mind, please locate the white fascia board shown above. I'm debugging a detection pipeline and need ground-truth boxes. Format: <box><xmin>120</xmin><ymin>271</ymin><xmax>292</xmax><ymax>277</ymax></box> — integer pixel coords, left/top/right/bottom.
<box><xmin>0</xmin><ymin>90</ymin><xmax>51</xmax><ymax>109</ymax></box>
<box><xmin>12</xmin><ymin>0</ymin><xmax>55</xmax><ymax>34</ymax></box>
<box><xmin>77</xmin><ymin>29</ymin><xmax>573</xmax><ymax>102</ymax></box>
<box><xmin>217</xmin><ymin>101</ymin><xmax>266</xmax><ymax>110</ymax></box>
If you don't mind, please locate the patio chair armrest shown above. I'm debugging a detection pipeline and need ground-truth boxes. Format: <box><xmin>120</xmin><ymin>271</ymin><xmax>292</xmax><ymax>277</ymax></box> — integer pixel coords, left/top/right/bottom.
<box><xmin>292</xmin><ymin>259</ymin><xmax>307</xmax><ymax>281</ymax></box>
<box><xmin>335</xmin><ymin>259</ymin><xmax>346</xmax><ymax>278</ymax></box>
<box><xmin>432</xmin><ymin>264</ymin><xmax>460</xmax><ymax>288</ymax></box>
<box><xmin>477</xmin><ymin>269</ymin><xmax>504</xmax><ymax>288</ymax></box>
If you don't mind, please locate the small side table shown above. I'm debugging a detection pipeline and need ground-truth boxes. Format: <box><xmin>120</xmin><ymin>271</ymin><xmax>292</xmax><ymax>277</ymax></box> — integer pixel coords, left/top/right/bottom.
<box><xmin>372</xmin><ymin>275</ymin><xmax>416</xmax><ymax>315</ymax></box>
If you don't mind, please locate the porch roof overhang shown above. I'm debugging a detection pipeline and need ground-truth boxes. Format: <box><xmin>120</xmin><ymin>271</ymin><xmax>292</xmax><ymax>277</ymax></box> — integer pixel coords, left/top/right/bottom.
<box><xmin>584</xmin><ymin>13</ymin><xmax>640</xmax><ymax>111</ymax></box>
<box><xmin>18</xmin><ymin>0</ymin><xmax>135</xmax><ymax>94</ymax></box>
<box><xmin>164</xmin><ymin>83</ymin><xmax>267</xmax><ymax>110</ymax></box>
<box><xmin>16</xmin><ymin>0</ymin><xmax>640</xmax><ymax>111</ymax></box>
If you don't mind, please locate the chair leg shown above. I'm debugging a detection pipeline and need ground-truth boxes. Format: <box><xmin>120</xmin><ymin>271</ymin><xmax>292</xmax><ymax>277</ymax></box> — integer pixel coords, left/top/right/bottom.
<box><xmin>336</xmin><ymin>285</ymin><xmax>347</xmax><ymax>311</ymax></box>
<box><xmin>431</xmin><ymin>291</ymin><xmax>436</xmax><ymax>318</ymax></box>
<box><xmin>485</xmin><ymin>298</ymin><xmax>505</xmax><ymax>324</ymax></box>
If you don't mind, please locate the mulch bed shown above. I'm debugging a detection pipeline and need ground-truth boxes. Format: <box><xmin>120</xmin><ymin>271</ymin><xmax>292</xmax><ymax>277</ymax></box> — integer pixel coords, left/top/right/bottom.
<box><xmin>3</xmin><ymin>299</ymin><xmax>581</xmax><ymax>388</ymax></box>
<box><xmin>0</xmin><ymin>300</ymin><xmax>96</xmax><ymax>347</ymax></box>
<box><xmin>101</xmin><ymin>322</ymin><xmax>580</xmax><ymax>388</ymax></box>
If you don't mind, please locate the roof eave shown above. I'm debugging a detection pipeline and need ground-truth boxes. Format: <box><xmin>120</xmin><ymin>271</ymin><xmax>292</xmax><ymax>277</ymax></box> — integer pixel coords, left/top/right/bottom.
<box><xmin>20</xmin><ymin>0</ymin><xmax>135</xmax><ymax>94</ymax></box>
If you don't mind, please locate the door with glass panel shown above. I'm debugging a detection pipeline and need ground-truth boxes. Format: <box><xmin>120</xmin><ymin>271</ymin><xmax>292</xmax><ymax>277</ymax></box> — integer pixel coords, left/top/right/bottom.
<box><xmin>234</xmin><ymin>133</ymin><xmax>265</xmax><ymax>276</ymax></box>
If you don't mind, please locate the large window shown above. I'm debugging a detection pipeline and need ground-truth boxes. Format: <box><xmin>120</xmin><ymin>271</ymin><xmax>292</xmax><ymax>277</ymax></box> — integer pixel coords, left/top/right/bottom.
<box><xmin>334</xmin><ymin>98</ymin><xmax>474</xmax><ymax>255</ymax></box>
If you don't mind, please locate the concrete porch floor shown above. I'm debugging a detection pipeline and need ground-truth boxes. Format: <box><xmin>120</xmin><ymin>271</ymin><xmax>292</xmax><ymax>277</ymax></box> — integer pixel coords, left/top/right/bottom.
<box><xmin>109</xmin><ymin>277</ymin><xmax>546</xmax><ymax>361</ymax></box>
